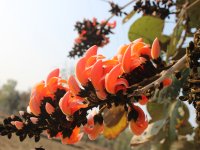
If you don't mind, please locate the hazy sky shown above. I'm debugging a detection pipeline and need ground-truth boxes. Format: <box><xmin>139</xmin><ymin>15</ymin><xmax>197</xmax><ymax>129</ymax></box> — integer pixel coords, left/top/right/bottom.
<box><xmin>0</xmin><ymin>0</ymin><xmax>138</xmax><ymax>91</ymax></box>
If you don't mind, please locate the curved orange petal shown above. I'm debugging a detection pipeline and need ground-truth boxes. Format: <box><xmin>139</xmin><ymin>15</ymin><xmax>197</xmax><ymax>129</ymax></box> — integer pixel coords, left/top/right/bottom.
<box><xmin>61</xmin><ymin>127</ymin><xmax>83</xmax><ymax>144</ymax></box>
<box><xmin>129</xmin><ymin>120</ymin><xmax>146</xmax><ymax>135</ymax></box>
<box><xmin>75</xmin><ymin>57</ymin><xmax>88</xmax><ymax>86</ymax></box>
<box><xmin>14</xmin><ymin>121</ymin><xmax>24</xmax><ymax>130</ymax></box>
<box><xmin>91</xmin><ymin>60</ymin><xmax>107</xmax><ymax>100</ymax></box>
<box><xmin>90</xmin><ymin>60</ymin><xmax>103</xmax><ymax>89</ymax></box>
<box><xmin>122</xmin><ymin>45</ymin><xmax>132</xmax><ymax>73</ymax></box>
<box><xmin>88</xmin><ymin>124</ymin><xmax>104</xmax><ymax>140</ymax></box>
<box><xmin>85</xmin><ymin>45</ymin><xmax>98</xmax><ymax>59</ymax></box>
<box><xmin>137</xmin><ymin>46</ymin><xmax>151</xmax><ymax>57</ymax></box>
<box><xmin>59</xmin><ymin>92</ymin><xmax>71</xmax><ymax>116</ymax></box>
<box><xmin>46</xmin><ymin>68</ymin><xmax>60</xmax><ymax>84</ymax></box>
<box><xmin>68</xmin><ymin>75</ymin><xmax>81</xmax><ymax>96</ymax></box>
<box><xmin>29</xmin><ymin>98</ymin><xmax>41</xmax><ymax>116</ymax></box>
<box><xmin>70</xmin><ymin>96</ymin><xmax>88</xmax><ymax>115</ymax></box>
<box><xmin>131</xmin><ymin>42</ymin><xmax>146</xmax><ymax>56</ymax></box>
<box><xmin>45</xmin><ymin>103</ymin><xmax>55</xmax><ymax>115</ymax></box>
<box><xmin>105</xmin><ymin>64</ymin><xmax>123</xmax><ymax>94</ymax></box>
<box><xmin>151</xmin><ymin>38</ymin><xmax>160</xmax><ymax>59</ymax></box>
<box><xmin>117</xmin><ymin>44</ymin><xmax>129</xmax><ymax>62</ymax></box>
<box><xmin>30</xmin><ymin>117</ymin><xmax>38</xmax><ymax>124</ymax></box>
<box><xmin>85</xmin><ymin>55</ymin><xmax>105</xmax><ymax>69</ymax></box>
<box><xmin>132</xmin><ymin>38</ymin><xmax>143</xmax><ymax>44</ymax></box>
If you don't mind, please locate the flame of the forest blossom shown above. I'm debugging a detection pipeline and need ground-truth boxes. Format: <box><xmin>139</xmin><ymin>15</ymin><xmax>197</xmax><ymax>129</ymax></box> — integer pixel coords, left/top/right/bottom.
<box><xmin>29</xmin><ymin>68</ymin><xmax>67</xmax><ymax>116</ymax></box>
<box><xmin>1</xmin><ymin>38</ymin><xmax>173</xmax><ymax>145</ymax></box>
<box><xmin>151</xmin><ymin>38</ymin><xmax>160</xmax><ymax>59</ymax></box>
<box><xmin>61</xmin><ymin>127</ymin><xmax>83</xmax><ymax>144</ymax></box>
<box><xmin>30</xmin><ymin>117</ymin><xmax>39</xmax><ymax>124</ymax></box>
<box><xmin>83</xmin><ymin>110</ymin><xmax>104</xmax><ymax>140</ymax></box>
<box><xmin>14</xmin><ymin>121</ymin><xmax>24</xmax><ymax>130</ymax></box>
<box><xmin>59</xmin><ymin>92</ymin><xmax>88</xmax><ymax>116</ymax></box>
<box><xmin>45</xmin><ymin>103</ymin><xmax>55</xmax><ymax>115</ymax></box>
<box><xmin>129</xmin><ymin>105</ymin><xmax>148</xmax><ymax>135</ymax></box>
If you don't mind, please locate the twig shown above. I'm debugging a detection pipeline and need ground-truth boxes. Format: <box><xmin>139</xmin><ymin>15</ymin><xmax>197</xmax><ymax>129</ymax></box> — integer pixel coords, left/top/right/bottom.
<box><xmin>105</xmin><ymin>0</ymin><xmax>136</xmax><ymax>22</ymax></box>
<box><xmin>128</xmin><ymin>54</ymin><xmax>187</xmax><ymax>96</ymax></box>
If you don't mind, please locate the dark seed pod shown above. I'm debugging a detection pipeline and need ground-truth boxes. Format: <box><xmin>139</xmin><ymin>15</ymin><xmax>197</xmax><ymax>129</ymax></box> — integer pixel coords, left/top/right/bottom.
<box><xmin>35</xmin><ymin>135</ymin><xmax>40</xmax><ymax>142</ymax></box>
<box><xmin>19</xmin><ymin>134</ymin><xmax>27</xmax><ymax>142</ymax></box>
<box><xmin>175</xmin><ymin>71</ymin><xmax>182</xmax><ymax>80</ymax></box>
<box><xmin>128</xmin><ymin>109</ymin><xmax>138</xmax><ymax>122</ymax></box>
<box><xmin>7</xmin><ymin>133</ymin><xmax>12</xmax><ymax>139</ymax></box>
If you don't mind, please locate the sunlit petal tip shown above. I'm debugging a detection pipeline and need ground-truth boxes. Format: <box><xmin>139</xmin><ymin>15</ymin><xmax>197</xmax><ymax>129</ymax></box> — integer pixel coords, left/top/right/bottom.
<box><xmin>27</xmin><ymin>106</ymin><xmax>31</xmax><ymax>114</ymax></box>
<box><xmin>91</xmin><ymin>60</ymin><xmax>104</xmax><ymax>92</ymax></box>
<box><xmin>59</xmin><ymin>92</ymin><xmax>70</xmax><ymax>116</ymax></box>
<box><xmin>138</xmin><ymin>46</ymin><xmax>151</xmax><ymax>57</ymax></box>
<box><xmin>122</xmin><ymin>45</ymin><xmax>132</xmax><ymax>73</ymax></box>
<box><xmin>68</xmin><ymin>75</ymin><xmax>81</xmax><ymax>95</ymax></box>
<box><xmin>75</xmin><ymin>57</ymin><xmax>88</xmax><ymax>86</ymax></box>
<box><xmin>45</xmin><ymin>103</ymin><xmax>55</xmax><ymax>115</ymax></box>
<box><xmin>46</xmin><ymin>68</ymin><xmax>60</xmax><ymax>83</ymax></box>
<box><xmin>85</xmin><ymin>45</ymin><xmax>98</xmax><ymax>58</ymax></box>
<box><xmin>29</xmin><ymin>99</ymin><xmax>41</xmax><ymax>116</ymax></box>
<box><xmin>151</xmin><ymin>37</ymin><xmax>160</xmax><ymax>59</ymax></box>
<box><xmin>19</xmin><ymin>111</ymin><xmax>25</xmax><ymax>116</ymax></box>
<box><xmin>10</xmin><ymin>121</ymin><xmax>15</xmax><ymax>126</ymax></box>
<box><xmin>132</xmin><ymin>38</ymin><xmax>143</xmax><ymax>43</ymax></box>
<box><xmin>30</xmin><ymin>117</ymin><xmax>39</xmax><ymax>124</ymax></box>
<box><xmin>14</xmin><ymin>121</ymin><xmax>24</xmax><ymax>130</ymax></box>
<box><xmin>162</xmin><ymin>77</ymin><xmax>172</xmax><ymax>87</ymax></box>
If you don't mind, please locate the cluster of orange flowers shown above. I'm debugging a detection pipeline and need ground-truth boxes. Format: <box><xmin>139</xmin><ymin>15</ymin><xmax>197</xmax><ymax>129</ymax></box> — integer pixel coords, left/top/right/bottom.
<box><xmin>1</xmin><ymin>38</ymin><xmax>172</xmax><ymax>144</ymax></box>
<box><xmin>69</xmin><ymin>18</ymin><xmax>116</xmax><ymax>58</ymax></box>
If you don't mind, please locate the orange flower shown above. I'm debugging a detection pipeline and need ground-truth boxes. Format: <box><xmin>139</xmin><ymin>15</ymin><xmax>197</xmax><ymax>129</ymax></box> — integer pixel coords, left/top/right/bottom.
<box><xmin>29</xmin><ymin>69</ymin><xmax>67</xmax><ymax>116</ymax></box>
<box><xmin>151</xmin><ymin>37</ymin><xmax>160</xmax><ymax>59</ymax></box>
<box><xmin>105</xmin><ymin>63</ymin><xmax>129</xmax><ymax>94</ymax></box>
<box><xmin>83</xmin><ymin>110</ymin><xmax>104</xmax><ymax>140</ymax></box>
<box><xmin>68</xmin><ymin>75</ymin><xmax>81</xmax><ymax>96</ymax></box>
<box><xmin>45</xmin><ymin>103</ymin><xmax>55</xmax><ymax>115</ymax></box>
<box><xmin>29</xmin><ymin>81</ymin><xmax>50</xmax><ymax>116</ymax></box>
<box><xmin>76</xmin><ymin>45</ymin><xmax>99</xmax><ymax>86</ymax></box>
<box><xmin>162</xmin><ymin>77</ymin><xmax>172</xmax><ymax>87</ymax></box>
<box><xmin>59</xmin><ymin>91</ymin><xmax>88</xmax><ymax>116</ymax></box>
<box><xmin>129</xmin><ymin>105</ymin><xmax>148</xmax><ymax>135</ymax></box>
<box><xmin>14</xmin><ymin>121</ymin><xmax>24</xmax><ymax>130</ymax></box>
<box><xmin>138</xmin><ymin>95</ymin><xmax>148</xmax><ymax>105</ymax></box>
<box><xmin>61</xmin><ymin>127</ymin><xmax>83</xmax><ymax>144</ymax></box>
<box><xmin>91</xmin><ymin>60</ymin><xmax>107</xmax><ymax>100</ymax></box>
<box><xmin>121</xmin><ymin>41</ymin><xmax>147</xmax><ymax>73</ymax></box>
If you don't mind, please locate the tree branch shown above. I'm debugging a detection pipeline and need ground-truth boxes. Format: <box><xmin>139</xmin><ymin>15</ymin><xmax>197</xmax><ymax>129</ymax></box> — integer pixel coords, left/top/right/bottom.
<box><xmin>128</xmin><ymin>54</ymin><xmax>187</xmax><ymax>97</ymax></box>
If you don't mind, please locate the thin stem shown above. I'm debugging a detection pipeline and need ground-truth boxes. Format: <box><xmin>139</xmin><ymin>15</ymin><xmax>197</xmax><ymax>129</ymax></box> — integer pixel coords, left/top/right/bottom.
<box><xmin>106</xmin><ymin>0</ymin><xmax>136</xmax><ymax>22</ymax></box>
<box><xmin>128</xmin><ymin>54</ymin><xmax>187</xmax><ymax>97</ymax></box>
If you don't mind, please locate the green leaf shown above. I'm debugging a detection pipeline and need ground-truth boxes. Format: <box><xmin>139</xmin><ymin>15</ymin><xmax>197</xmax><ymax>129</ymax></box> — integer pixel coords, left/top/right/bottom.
<box><xmin>147</xmin><ymin>102</ymin><xmax>168</xmax><ymax>122</ymax></box>
<box><xmin>128</xmin><ymin>16</ymin><xmax>169</xmax><ymax>44</ymax></box>
<box><xmin>167</xmin><ymin>20</ymin><xmax>185</xmax><ymax>58</ymax></box>
<box><xmin>122</xmin><ymin>10</ymin><xmax>135</xmax><ymax>24</ymax></box>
